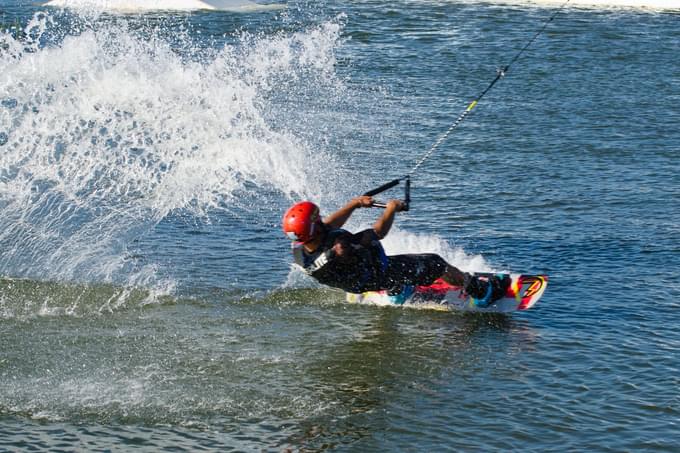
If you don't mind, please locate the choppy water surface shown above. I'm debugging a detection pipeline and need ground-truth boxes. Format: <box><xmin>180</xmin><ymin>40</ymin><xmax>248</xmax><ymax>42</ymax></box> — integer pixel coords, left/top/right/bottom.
<box><xmin>1</xmin><ymin>0</ymin><xmax>679</xmax><ymax>450</ymax></box>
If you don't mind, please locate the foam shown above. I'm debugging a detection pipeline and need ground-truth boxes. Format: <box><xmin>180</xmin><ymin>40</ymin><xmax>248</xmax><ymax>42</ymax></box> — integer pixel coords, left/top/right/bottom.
<box><xmin>44</xmin><ymin>0</ymin><xmax>285</xmax><ymax>12</ymax></box>
<box><xmin>380</xmin><ymin>228</ymin><xmax>494</xmax><ymax>273</ymax></box>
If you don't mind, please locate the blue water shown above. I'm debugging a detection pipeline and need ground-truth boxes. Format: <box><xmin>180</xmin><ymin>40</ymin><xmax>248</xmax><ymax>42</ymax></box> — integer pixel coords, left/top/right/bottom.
<box><xmin>1</xmin><ymin>0</ymin><xmax>679</xmax><ymax>450</ymax></box>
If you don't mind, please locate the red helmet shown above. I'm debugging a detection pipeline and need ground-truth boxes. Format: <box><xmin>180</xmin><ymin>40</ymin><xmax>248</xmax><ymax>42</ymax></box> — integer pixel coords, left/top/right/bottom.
<box><xmin>282</xmin><ymin>201</ymin><xmax>321</xmax><ymax>243</ymax></box>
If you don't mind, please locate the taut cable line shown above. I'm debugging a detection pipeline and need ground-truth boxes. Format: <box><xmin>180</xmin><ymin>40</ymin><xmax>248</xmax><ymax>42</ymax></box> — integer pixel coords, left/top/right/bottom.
<box><xmin>407</xmin><ymin>0</ymin><xmax>572</xmax><ymax>177</ymax></box>
<box><xmin>363</xmin><ymin>0</ymin><xmax>572</xmax><ymax>207</ymax></box>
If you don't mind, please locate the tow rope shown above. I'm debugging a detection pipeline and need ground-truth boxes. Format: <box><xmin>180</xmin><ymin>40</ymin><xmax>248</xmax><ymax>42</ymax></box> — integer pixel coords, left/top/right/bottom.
<box><xmin>364</xmin><ymin>0</ymin><xmax>572</xmax><ymax>208</ymax></box>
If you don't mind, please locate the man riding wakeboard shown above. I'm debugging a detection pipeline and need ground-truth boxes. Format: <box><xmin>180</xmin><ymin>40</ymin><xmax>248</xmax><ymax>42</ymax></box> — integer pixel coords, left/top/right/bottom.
<box><xmin>282</xmin><ymin>196</ymin><xmax>510</xmax><ymax>306</ymax></box>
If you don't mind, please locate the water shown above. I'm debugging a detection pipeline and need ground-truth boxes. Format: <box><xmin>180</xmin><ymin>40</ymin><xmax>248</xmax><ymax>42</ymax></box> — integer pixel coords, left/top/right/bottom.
<box><xmin>1</xmin><ymin>0</ymin><xmax>679</xmax><ymax>450</ymax></box>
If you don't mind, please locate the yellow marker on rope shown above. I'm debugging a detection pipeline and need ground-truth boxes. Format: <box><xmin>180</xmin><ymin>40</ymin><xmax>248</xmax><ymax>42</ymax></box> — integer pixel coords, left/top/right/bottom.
<box><xmin>405</xmin><ymin>0</ymin><xmax>570</xmax><ymax>177</ymax></box>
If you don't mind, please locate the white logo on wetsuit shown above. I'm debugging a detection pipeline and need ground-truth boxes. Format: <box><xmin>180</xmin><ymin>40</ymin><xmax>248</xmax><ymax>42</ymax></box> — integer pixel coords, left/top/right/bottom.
<box><xmin>306</xmin><ymin>251</ymin><xmax>330</xmax><ymax>274</ymax></box>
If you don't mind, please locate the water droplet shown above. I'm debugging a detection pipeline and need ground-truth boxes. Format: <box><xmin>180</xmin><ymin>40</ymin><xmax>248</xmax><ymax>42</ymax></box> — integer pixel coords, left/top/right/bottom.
<box><xmin>1</xmin><ymin>98</ymin><xmax>18</xmax><ymax>109</ymax></box>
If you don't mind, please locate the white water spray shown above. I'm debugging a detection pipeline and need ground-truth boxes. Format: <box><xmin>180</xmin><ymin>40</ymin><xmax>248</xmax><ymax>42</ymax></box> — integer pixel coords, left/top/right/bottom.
<box><xmin>44</xmin><ymin>0</ymin><xmax>285</xmax><ymax>12</ymax></box>
<box><xmin>0</xmin><ymin>12</ymin><xmax>346</xmax><ymax>287</ymax></box>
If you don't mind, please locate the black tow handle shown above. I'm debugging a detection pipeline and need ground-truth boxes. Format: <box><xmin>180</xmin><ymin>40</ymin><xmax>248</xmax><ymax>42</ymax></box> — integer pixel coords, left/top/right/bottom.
<box><xmin>363</xmin><ymin>176</ymin><xmax>410</xmax><ymax>211</ymax></box>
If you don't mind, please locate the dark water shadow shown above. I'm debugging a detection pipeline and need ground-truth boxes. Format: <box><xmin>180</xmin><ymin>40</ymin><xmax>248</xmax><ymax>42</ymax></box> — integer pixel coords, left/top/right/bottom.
<box><xmin>282</xmin><ymin>308</ymin><xmax>534</xmax><ymax>451</ymax></box>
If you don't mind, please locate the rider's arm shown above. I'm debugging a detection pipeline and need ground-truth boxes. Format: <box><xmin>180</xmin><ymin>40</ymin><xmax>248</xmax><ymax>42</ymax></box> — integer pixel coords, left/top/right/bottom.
<box><xmin>323</xmin><ymin>196</ymin><xmax>373</xmax><ymax>230</ymax></box>
<box><xmin>371</xmin><ymin>199</ymin><xmax>405</xmax><ymax>240</ymax></box>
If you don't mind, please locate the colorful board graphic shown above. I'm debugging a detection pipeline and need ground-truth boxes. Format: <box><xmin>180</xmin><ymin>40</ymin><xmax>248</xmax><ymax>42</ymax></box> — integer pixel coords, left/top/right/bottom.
<box><xmin>346</xmin><ymin>273</ymin><xmax>548</xmax><ymax>313</ymax></box>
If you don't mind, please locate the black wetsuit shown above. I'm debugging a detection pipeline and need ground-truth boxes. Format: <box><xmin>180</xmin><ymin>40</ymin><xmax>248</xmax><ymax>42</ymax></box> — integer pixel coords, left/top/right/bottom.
<box><xmin>292</xmin><ymin>225</ymin><xmax>447</xmax><ymax>294</ymax></box>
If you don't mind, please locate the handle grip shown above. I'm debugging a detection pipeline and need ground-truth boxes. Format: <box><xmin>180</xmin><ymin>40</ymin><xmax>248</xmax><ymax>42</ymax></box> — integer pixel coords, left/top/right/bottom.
<box><xmin>365</xmin><ymin>176</ymin><xmax>410</xmax><ymax>210</ymax></box>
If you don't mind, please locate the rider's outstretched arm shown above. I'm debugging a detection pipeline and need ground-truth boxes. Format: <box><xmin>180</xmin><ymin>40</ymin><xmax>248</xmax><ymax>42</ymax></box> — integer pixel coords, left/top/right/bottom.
<box><xmin>372</xmin><ymin>199</ymin><xmax>405</xmax><ymax>239</ymax></box>
<box><xmin>324</xmin><ymin>196</ymin><xmax>373</xmax><ymax>230</ymax></box>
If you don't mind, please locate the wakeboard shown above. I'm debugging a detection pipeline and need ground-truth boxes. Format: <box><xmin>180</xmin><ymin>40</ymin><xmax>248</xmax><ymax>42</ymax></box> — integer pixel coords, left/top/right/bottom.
<box><xmin>346</xmin><ymin>273</ymin><xmax>548</xmax><ymax>313</ymax></box>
